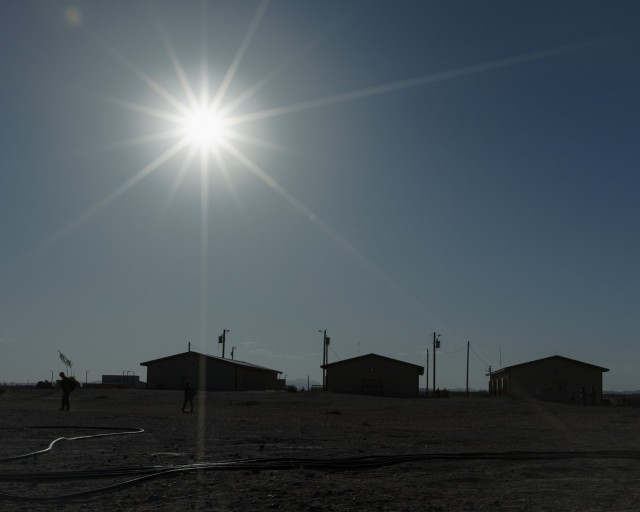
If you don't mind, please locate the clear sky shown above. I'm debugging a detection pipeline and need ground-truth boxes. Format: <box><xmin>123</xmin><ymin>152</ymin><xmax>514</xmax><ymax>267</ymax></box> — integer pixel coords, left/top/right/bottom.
<box><xmin>1</xmin><ymin>1</ymin><xmax>639</xmax><ymax>390</ymax></box>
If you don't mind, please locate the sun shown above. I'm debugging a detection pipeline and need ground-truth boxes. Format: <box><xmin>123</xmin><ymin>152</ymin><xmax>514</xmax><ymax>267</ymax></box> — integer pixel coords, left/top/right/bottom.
<box><xmin>180</xmin><ymin>106</ymin><xmax>229</xmax><ymax>149</ymax></box>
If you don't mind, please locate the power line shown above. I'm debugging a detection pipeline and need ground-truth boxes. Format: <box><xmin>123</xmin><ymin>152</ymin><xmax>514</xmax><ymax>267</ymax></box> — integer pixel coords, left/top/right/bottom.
<box><xmin>469</xmin><ymin>343</ymin><xmax>491</xmax><ymax>368</ymax></box>
<box><xmin>440</xmin><ymin>343</ymin><xmax>467</xmax><ymax>355</ymax></box>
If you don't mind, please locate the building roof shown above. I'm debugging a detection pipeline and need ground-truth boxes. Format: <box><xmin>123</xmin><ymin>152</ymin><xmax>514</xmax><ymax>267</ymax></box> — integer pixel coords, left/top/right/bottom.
<box><xmin>140</xmin><ymin>350</ymin><xmax>281</xmax><ymax>374</ymax></box>
<box><xmin>321</xmin><ymin>353</ymin><xmax>424</xmax><ymax>375</ymax></box>
<box><xmin>489</xmin><ymin>355</ymin><xmax>609</xmax><ymax>375</ymax></box>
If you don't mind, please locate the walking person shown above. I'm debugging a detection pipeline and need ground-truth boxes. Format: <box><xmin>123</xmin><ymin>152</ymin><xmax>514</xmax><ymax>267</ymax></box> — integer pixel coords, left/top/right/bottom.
<box><xmin>181</xmin><ymin>382</ymin><xmax>196</xmax><ymax>413</ymax></box>
<box><xmin>59</xmin><ymin>372</ymin><xmax>76</xmax><ymax>411</ymax></box>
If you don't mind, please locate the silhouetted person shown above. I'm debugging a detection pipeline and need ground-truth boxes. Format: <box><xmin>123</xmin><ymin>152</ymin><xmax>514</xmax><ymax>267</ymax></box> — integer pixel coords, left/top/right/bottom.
<box><xmin>59</xmin><ymin>372</ymin><xmax>76</xmax><ymax>411</ymax></box>
<box><xmin>181</xmin><ymin>382</ymin><xmax>196</xmax><ymax>413</ymax></box>
<box><xmin>590</xmin><ymin>386</ymin><xmax>597</xmax><ymax>405</ymax></box>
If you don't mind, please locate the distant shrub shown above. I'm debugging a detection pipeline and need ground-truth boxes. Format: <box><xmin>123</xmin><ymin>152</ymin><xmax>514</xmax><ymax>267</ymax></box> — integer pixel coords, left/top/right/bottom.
<box><xmin>285</xmin><ymin>385</ymin><xmax>298</xmax><ymax>393</ymax></box>
<box><xmin>229</xmin><ymin>400</ymin><xmax>260</xmax><ymax>406</ymax></box>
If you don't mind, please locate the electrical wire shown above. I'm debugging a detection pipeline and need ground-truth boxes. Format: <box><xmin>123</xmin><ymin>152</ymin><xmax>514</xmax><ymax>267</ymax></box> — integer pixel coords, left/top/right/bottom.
<box><xmin>469</xmin><ymin>343</ymin><xmax>491</xmax><ymax>368</ymax></box>
<box><xmin>439</xmin><ymin>343</ymin><xmax>467</xmax><ymax>355</ymax></box>
<box><xmin>3</xmin><ymin>450</ymin><xmax>640</xmax><ymax>501</ymax></box>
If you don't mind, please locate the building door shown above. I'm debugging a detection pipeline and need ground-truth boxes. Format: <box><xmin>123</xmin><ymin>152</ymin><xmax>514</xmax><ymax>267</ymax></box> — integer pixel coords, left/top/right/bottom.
<box><xmin>544</xmin><ymin>381</ymin><xmax>567</xmax><ymax>401</ymax></box>
<box><xmin>362</xmin><ymin>379</ymin><xmax>382</xmax><ymax>394</ymax></box>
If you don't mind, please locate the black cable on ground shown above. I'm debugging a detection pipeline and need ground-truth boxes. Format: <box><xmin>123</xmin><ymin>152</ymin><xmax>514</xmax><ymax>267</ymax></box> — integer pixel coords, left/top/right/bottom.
<box><xmin>4</xmin><ymin>450</ymin><xmax>640</xmax><ymax>502</ymax></box>
<box><xmin>3</xmin><ymin>427</ymin><xmax>640</xmax><ymax>502</ymax></box>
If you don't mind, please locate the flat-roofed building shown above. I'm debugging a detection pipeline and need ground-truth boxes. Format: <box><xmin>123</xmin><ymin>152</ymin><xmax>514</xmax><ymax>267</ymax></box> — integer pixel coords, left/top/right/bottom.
<box><xmin>101</xmin><ymin>374</ymin><xmax>142</xmax><ymax>388</ymax></box>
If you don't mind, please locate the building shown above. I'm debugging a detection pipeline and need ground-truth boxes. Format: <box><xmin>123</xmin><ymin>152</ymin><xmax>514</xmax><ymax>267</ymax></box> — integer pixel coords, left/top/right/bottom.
<box><xmin>140</xmin><ymin>350</ymin><xmax>281</xmax><ymax>391</ymax></box>
<box><xmin>101</xmin><ymin>374</ymin><xmax>142</xmax><ymax>388</ymax></box>
<box><xmin>488</xmin><ymin>355</ymin><xmax>609</xmax><ymax>403</ymax></box>
<box><xmin>321</xmin><ymin>353</ymin><xmax>424</xmax><ymax>397</ymax></box>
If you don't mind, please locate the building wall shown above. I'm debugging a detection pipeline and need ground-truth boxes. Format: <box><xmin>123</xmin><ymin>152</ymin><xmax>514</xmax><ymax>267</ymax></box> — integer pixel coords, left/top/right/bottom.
<box><xmin>145</xmin><ymin>352</ymin><xmax>200</xmax><ymax>389</ymax></box>
<box><xmin>326</xmin><ymin>356</ymin><xmax>421</xmax><ymax>397</ymax></box>
<box><xmin>490</xmin><ymin>358</ymin><xmax>604</xmax><ymax>403</ymax></box>
<box><xmin>144</xmin><ymin>353</ymin><xmax>279</xmax><ymax>391</ymax></box>
<box><xmin>205</xmin><ymin>359</ymin><xmax>236</xmax><ymax>391</ymax></box>
<box><xmin>234</xmin><ymin>366</ymin><xmax>279</xmax><ymax>391</ymax></box>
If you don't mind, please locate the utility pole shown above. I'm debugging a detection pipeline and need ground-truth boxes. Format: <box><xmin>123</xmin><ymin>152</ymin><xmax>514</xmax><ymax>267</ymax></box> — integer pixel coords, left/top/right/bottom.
<box><xmin>319</xmin><ymin>330</ymin><xmax>324</xmax><ymax>386</ymax></box>
<box><xmin>325</xmin><ymin>332</ymin><xmax>330</xmax><ymax>390</ymax></box>
<box><xmin>425</xmin><ymin>349</ymin><xmax>429</xmax><ymax>398</ymax></box>
<box><xmin>466</xmin><ymin>341</ymin><xmax>470</xmax><ymax>397</ymax></box>
<box><xmin>319</xmin><ymin>330</ymin><xmax>330</xmax><ymax>390</ymax></box>
<box><xmin>218</xmin><ymin>329</ymin><xmax>230</xmax><ymax>358</ymax></box>
<box><xmin>433</xmin><ymin>332</ymin><xmax>440</xmax><ymax>396</ymax></box>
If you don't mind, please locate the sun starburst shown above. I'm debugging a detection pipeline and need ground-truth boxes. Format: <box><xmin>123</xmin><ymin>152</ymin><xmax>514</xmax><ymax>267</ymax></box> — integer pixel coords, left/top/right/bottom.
<box><xmin>180</xmin><ymin>106</ymin><xmax>230</xmax><ymax>150</ymax></box>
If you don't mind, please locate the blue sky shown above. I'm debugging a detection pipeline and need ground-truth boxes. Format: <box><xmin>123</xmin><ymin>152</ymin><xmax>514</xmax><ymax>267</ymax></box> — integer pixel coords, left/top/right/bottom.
<box><xmin>1</xmin><ymin>1</ymin><xmax>639</xmax><ymax>390</ymax></box>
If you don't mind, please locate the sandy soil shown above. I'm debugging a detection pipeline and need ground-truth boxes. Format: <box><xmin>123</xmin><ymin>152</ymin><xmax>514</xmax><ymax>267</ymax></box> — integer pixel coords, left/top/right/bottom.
<box><xmin>1</xmin><ymin>387</ymin><xmax>640</xmax><ymax>511</ymax></box>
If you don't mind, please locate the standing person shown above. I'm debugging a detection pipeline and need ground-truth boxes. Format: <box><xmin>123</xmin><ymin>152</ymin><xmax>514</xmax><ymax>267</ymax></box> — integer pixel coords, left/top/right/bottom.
<box><xmin>181</xmin><ymin>382</ymin><xmax>196</xmax><ymax>413</ymax></box>
<box><xmin>59</xmin><ymin>372</ymin><xmax>76</xmax><ymax>411</ymax></box>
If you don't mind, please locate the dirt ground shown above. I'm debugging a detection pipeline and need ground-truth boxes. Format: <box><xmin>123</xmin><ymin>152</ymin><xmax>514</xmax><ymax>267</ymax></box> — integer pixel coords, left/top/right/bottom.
<box><xmin>1</xmin><ymin>387</ymin><xmax>640</xmax><ymax>511</ymax></box>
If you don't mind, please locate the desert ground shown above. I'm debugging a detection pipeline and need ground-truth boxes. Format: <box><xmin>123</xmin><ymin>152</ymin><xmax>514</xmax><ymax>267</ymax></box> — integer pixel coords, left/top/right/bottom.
<box><xmin>1</xmin><ymin>387</ymin><xmax>640</xmax><ymax>511</ymax></box>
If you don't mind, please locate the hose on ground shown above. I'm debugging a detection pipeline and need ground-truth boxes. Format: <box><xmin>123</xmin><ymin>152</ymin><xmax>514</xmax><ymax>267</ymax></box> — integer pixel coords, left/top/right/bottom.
<box><xmin>2</xmin><ymin>426</ymin><xmax>640</xmax><ymax>502</ymax></box>
<box><xmin>0</xmin><ymin>426</ymin><xmax>145</xmax><ymax>463</ymax></box>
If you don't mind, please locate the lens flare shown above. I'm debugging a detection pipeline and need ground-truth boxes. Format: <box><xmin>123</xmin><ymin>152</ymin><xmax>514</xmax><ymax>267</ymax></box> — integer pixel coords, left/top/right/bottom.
<box><xmin>182</xmin><ymin>107</ymin><xmax>228</xmax><ymax>149</ymax></box>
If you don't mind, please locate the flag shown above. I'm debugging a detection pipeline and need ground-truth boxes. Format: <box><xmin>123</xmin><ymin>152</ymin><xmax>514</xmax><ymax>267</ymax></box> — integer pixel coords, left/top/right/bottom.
<box><xmin>58</xmin><ymin>350</ymin><xmax>73</xmax><ymax>368</ymax></box>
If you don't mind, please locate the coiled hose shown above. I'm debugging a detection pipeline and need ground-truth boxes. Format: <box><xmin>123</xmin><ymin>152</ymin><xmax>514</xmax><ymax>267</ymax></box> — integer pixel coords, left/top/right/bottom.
<box><xmin>0</xmin><ymin>426</ymin><xmax>145</xmax><ymax>462</ymax></box>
